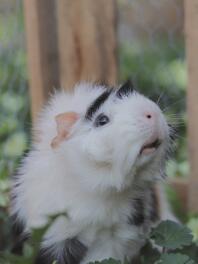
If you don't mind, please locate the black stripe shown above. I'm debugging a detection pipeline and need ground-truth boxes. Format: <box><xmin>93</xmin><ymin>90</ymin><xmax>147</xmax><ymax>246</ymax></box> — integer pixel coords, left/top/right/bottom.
<box><xmin>35</xmin><ymin>238</ymin><xmax>87</xmax><ymax>264</ymax></box>
<box><xmin>128</xmin><ymin>198</ymin><xmax>145</xmax><ymax>226</ymax></box>
<box><xmin>149</xmin><ymin>188</ymin><xmax>159</xmax><ymax>222</ymax></box>
<box><xmin>116</xmin><ymin>80</ymin><xmax>134</xmax><ymax>99</ymax></box>
<box><xmin>85</xmin><ymin>89</ymin><xmax>112</xmax><ymax>120</ymax></box>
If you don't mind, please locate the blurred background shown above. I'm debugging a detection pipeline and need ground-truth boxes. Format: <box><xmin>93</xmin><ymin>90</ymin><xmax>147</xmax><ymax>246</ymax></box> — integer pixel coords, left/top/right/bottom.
<box><xmin>0</xmin><ymin>0</ymin><xmax>195</xmax><ymax>253</ymax></box>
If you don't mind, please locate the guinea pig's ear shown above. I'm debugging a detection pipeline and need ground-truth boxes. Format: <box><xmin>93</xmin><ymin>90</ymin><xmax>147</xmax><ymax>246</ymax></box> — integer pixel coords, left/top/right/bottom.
<box><xmin>51</xmin><ymin>112</ymin><xmax>80</xmax><ymax>149</ymax></box>
<box><xmin>116</xmin><ymin>79</ymin><xmax>134</xmax><ymax>98</ymax></box>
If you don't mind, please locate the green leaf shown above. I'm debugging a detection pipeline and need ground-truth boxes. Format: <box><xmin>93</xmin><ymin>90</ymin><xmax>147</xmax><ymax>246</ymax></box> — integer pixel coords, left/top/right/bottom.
<box><xmin>150</xmin><ymin>220</ymin><xmax>193</xmax><ymax>249</ymax></box>
<box><xmin>140</xmin><ymin>241</ymin><xmax>161</xmax><ymax>264</ymax></box>
<box><xmin>172</xmin><ymin>243</ymin><xmax>198</xmax><ymax>263</ymax></box>
<box><xmin>155</xmin><ymin>253</ymin><xmax>195</xmax><ymax>264</ymax></box>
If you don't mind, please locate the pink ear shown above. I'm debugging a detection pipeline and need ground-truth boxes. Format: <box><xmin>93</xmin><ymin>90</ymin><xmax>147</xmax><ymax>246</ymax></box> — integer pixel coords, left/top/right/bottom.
<box><xmin>51</xmin><ymin>112</ymin><xmax>79</xmax><ymax>149</ymax></box>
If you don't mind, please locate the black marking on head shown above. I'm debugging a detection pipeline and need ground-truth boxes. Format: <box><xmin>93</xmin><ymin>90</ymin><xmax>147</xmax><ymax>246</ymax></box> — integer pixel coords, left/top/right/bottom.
<box><xmin>85</xmin><ymin>89</ymin><xmax>112</xmax><ymax>120</ymax></box>
<box><xmin>128</xmin><ymin>198</ymin><xmax>145</xmax><ymax>226</ymax></box>
<box><xmin>149</xmin><ymin>188</ymin><xmax>159</xmax><ymax>222</ymax></box>
<box><xmin>116</xmin><ymin>80</ymin><xmax>134</xmax><ymax>99</ymax></box>
<box><xmin>35</xmin><ymin>237</ymin><xmax>87</xmax><ymax>264</ymax></box>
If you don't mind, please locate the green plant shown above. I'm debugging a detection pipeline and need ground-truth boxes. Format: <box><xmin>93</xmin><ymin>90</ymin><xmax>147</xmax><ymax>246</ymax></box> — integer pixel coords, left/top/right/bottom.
<box><xmin>0</xmin><ymin>3</ymin><xmax>30</xmax><ymax>256</ymax></box>
<box><xmin>1</xmin><ymin>219</ymin><xmax>197</xmax><ymax>264</ymax></box>
<box><xmin>89</xmin><ymin>220</ymin><xmax>198</xmax><ymax>264</ymax></box>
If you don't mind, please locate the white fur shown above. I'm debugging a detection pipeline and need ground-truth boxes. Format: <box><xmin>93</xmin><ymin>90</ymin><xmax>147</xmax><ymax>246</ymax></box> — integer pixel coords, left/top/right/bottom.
<box><xmin>11</xmin><ymin>83</ymin><xmax>173</xmax><ymax>263</ymax></box>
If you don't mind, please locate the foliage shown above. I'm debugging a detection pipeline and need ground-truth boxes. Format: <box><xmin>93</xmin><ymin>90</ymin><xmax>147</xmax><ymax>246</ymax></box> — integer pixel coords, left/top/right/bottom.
<box><xmin>155</xmin><ymin>253</ymin><xmax>195</xmax><ymax>264</ymax></box>
<box><xmin>1</xmin><ymin>219</ymin><xmax>198</xmax><ymax>264</ymax></box>
<box><xmin>187</xmin><ymin>216</ymin><xmax>198</xmax><ymax>241</ymax></box>
<box><xmin>0</xmin><ymin>3</ymin><xmax>29</xmax><ymax>182</ymax></box>
<box><xmin>0</xmin><ymin>1</ymin><xmax>30</xmax><ymax>255</ymax></box>
<box><xmin>150</xmin><ymin>220</ymin><xmax>193</xmax><ymax>250</ymax></box>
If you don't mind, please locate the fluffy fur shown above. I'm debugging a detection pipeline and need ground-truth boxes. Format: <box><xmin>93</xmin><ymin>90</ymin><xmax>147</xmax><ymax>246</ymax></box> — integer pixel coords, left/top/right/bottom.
<box><xmin>11</xmin><ymin>82</ymin><xmax>174</xmax><ymax>263</ymax></box>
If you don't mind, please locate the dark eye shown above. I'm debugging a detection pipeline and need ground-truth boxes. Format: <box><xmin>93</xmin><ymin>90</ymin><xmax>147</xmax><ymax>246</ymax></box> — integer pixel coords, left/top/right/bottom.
<box><xmin>94</xmin><ymin>113</ymin><xmax>110</xmax><ymax>127</ymax></box>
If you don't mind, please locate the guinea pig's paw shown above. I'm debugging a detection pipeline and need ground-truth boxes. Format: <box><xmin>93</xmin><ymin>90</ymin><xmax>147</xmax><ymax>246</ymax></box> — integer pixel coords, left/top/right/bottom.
<box><xmin>51</xmin><ymin>112</ymin><xmax>80</xmax><ymax>149</ymax></box>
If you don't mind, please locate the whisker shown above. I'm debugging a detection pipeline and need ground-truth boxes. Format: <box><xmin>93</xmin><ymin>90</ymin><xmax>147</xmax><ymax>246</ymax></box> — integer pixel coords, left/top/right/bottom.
<box><xmin>156</xmin><ymin>91</ymin><xmax>165</xmax><ymax>106</ymax></box>
<box><xmin>167</xmin><ymin>120</ymin><xmax>184</xmax><ymax>125</ymax></box>
<box><xmin>165</xmin><ymin>113</ymin><xmax>185</xmax><ymax>127</ymax></box>
<box><xmin>162</xmin><ymin>98</ymin><xmax>186</xmax><ymax>113</ymax></box>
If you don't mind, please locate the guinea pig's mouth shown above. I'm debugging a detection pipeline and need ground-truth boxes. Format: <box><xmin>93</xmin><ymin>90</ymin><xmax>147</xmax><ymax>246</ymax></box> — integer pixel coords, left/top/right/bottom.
<box><xmin>140</xmin><ymin>139</ymin><xmax>161</xmax><ymax>155</ymax></box>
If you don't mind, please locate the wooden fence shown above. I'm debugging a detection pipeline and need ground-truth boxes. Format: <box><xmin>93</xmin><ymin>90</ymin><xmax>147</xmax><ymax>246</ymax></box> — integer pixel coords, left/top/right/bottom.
<box><xmin>23</xmin><ymin>0</ymin><xmax>117</xmax><ymax>121</ymax></box>
<box><xmin>23</xmin><ymin>0</ymin><xmax>198</xmax><ymax>213</ymax></box>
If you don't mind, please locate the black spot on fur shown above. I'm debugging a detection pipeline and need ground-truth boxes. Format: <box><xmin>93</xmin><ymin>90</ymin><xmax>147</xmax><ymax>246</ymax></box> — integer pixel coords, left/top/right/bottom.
<box><xmin>116</xmin><ymin>80</ymin><xmax>134</xmax><ymax>99</ymax></box>
<box><xmin>85</xmin><ymin>89</ymin><xmax>112</xmax><ymax>120</ymax></box>
<box><xmin>128</xmin><ymin>198</ymin><xmax>145</xmax><ymax>226</ymax></box>
<box><xmin>35</xmin><ymin>238</ymin><xmax>87</xmax><ymax>264</ymax></box>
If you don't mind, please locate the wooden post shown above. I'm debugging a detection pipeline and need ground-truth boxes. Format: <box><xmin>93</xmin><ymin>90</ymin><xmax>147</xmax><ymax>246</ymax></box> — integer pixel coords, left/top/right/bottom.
<box><xmin>170</xmin><ymin>179</ymin><xmax>189</xmax><ymax>214</ymax></box>
<box><xmin>185</xmin><ymin>0</ymin><xmax>198</xmax><ymax>212</ymax></box>
<box><xmin>23</xmin><ymin>0</ymin><xmax>60</xmax><ymax>121</ymax></box>
<box><xmin>56</xmin><ymin>0</ymin><xmax>118</xmax><ymax>90</ymax></box>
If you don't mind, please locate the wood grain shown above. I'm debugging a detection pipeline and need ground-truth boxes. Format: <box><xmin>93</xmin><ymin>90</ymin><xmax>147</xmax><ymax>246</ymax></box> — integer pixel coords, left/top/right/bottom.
<box><xmin>56</xmin><ymin>0</ymin><xmax>118</xmax><ymax>90</ymax></box>
<box><xmin>23</xmin><ymin>0</ymin><xmax>60</xmax><ymax>121</ymax></box>
<box><xmin>185</xmin><ymin>0</ymin><xmax>198</xmax><ymax>212</ymax></box>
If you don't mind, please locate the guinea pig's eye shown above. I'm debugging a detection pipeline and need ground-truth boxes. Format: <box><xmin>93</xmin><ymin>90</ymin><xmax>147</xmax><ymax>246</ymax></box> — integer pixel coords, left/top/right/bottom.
<box><xmin>94</xmin><ymin>113</ymin><xmax>110</xmax><ymax>127</ymax></box>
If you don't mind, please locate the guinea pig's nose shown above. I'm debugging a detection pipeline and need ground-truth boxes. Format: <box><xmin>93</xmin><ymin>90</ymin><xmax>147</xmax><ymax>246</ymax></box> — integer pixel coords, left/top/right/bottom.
<box><xmin>146</xmin><ymin>114</ymin><xmax>152</xmax><ymax>119</ymax></box>
<box><xmin>144</xmin><ymin>111</ymin><xmax>156</xmax><ymax>121</ymax></box>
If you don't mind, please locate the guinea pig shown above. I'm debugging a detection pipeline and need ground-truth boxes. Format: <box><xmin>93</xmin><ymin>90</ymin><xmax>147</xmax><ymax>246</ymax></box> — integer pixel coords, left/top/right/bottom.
<box><xmin>11</xmin><ymin>81</ymin><xmax>175</xmax><ymax>264</ymax></box>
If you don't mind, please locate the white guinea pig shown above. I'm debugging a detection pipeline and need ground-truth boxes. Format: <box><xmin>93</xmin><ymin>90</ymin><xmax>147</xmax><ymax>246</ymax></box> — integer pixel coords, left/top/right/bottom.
<box><xmin>11</xmin><ymin>81</ymin><xmax>174</xmax><ymax>264</ymax></box>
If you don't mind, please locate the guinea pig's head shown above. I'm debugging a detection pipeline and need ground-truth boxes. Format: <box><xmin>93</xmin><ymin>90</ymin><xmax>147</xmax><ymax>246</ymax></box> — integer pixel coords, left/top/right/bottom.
<box><xmin>52</xmin><ymin>81</ymin><xmax>171</xmax><ymax>192</ymax></box>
